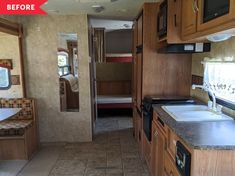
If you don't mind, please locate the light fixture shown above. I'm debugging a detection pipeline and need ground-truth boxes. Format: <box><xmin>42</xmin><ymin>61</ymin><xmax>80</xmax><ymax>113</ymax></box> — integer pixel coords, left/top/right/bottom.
<box><xmin>123</xmin><ymin>24</ymin><xmax>130</xmax><ymax>28</ymax></box>
<box><xmin>207</xmin><ymin>34</ymin><xmax>233</xmax><ymax>42</ymax></box>
<box><xmin>92</xmin><ymin>5</ymin><xmax>105</xmax><ymax>13</ymax></box>
<box><xmin>47</xmin><ymin>9</ymin><xmax>60</xmax><ymax>12</ymax></box>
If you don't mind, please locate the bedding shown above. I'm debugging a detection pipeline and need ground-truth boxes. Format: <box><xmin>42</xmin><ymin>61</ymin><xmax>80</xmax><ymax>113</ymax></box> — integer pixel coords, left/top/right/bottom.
<box><xmin>97</xmin><ymin>95</ymin><xmax>133</xmax><ymax>109</ymax></box>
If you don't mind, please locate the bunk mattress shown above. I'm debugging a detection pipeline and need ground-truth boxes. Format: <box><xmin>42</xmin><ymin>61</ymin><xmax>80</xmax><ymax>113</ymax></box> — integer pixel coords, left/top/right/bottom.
<box><xmin>97</xmin><ymin>95</ymin><xmax>133</xmax><ymax>109</ymax></box>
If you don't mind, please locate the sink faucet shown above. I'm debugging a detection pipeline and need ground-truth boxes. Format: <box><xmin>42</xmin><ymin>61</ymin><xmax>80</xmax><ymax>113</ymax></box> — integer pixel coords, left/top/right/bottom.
<box><xmin>192</xmin><ymin>84</ymin><xmax>217</xmax><ymax>112</ymax></box>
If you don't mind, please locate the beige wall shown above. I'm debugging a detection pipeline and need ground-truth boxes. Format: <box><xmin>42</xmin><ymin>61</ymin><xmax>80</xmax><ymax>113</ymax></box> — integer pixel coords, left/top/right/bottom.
<box><xmin>96</xmin><ymin>63</ymin><xmax>132</xmax><ymax>81</ymax></box>
<box><xmin>191</xmin><ymin>37</ymin><xmax>235</xmax><ymax>117</ymax></box>
<box><xmin>0</xmin><ymin>32</ymin><xmax>23</xmax><ymax>98</ymax></box>
<box><xmin>19</xmin><ymin>15</ymin><xmax>92</xmax><ymax>142</ymax></box>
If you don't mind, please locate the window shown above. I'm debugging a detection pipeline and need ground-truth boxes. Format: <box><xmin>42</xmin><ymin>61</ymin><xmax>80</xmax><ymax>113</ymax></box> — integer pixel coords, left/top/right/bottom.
<box><xmin>58</xmin><ymin>51</ymin><xmax>70</xmax><ymax>76</ymax></box>
<box><xmin>0</xmin><ymin>67</ymin><xmax>11</xmax><ymax>89</ymax></box>
<box><xmin>203</xmin><ymin>62</ymin><xmax>235</xmax><ymax>109</ymax></box>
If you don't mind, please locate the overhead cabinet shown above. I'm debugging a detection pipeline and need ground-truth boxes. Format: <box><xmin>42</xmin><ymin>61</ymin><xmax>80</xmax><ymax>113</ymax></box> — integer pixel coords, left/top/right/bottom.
<box><xmin>182</xmin><ymin>0</ymin><xmax>235</xmax><ymax>40</ymax></box>
<box><xmin>158</xmin><ymin>0</ymin><xmax>183</xmax><ymax>43</ymax></box>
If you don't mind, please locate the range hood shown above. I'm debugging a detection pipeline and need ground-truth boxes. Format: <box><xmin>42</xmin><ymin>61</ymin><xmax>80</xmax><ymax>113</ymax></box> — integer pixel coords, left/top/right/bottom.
<box><xmin>157</xmin><ymin>43</ymin><xmax>211</xmax><ymax>54</ymax></box>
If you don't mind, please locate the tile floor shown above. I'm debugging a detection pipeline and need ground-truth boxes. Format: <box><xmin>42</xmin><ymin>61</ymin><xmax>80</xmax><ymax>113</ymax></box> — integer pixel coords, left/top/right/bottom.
<box><xmin>0</xmin><ymin>117</ymin><xmax>150</xmax><ymax>176</ymax></box>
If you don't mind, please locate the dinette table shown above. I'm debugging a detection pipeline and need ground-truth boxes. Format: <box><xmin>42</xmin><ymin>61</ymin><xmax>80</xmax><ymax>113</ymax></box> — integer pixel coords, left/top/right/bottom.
<box><xmin>0</xmin><ymin>108</ymin><xmax>22</xmax><ymax>122</ymax></box>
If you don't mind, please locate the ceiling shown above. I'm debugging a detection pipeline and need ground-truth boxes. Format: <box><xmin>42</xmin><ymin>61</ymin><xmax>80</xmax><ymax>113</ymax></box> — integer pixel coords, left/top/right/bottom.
<box><xmin>89</xmin><ymin>18</ymin><xmax>133</xmax><ymax>30</ymax></box>
<box><xmin>42</xmin><ymin>0</ymin><xmax>159</xmax><ymax>20</ymax></box>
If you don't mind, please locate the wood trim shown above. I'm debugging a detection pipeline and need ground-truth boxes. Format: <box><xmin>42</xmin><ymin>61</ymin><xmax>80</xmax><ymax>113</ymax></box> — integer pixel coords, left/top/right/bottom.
<box><xmin>0</xmin><ymin>18</ymin><xmax>20</xmax><ymax>36</ymax></box>
<box><xmin>0</xmin><ymin>18</ymin><xmax>26</xmax><ymax>97</ymax></box>
<box><xmin>19</xmin><ymin>29</ymin><xmax>26</xmax><ymax>97</ymax></box>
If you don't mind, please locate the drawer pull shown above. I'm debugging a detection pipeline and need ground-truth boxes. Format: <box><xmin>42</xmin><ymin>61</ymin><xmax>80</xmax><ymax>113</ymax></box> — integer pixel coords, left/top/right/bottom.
<box><xmin>157</xmin><ymin>117</ymin><xmax>165</xmax><ymax>127</ymax></box>
<box><xmin>154</xmin><ymin>131</ymin><xmax>159</xmax><ymax>137</ymax></box>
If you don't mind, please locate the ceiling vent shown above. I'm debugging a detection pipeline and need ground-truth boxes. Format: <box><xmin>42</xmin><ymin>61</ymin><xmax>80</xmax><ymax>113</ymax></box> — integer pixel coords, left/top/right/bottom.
<box><xmin>80</xmin><ymin>0</ymin><xmax>118</xmax><ymax>3</ymax></box>
<box><xmin>92</xmin><ymin>5</ymin><xmax>105</xmax><ymax>13</ymax></box>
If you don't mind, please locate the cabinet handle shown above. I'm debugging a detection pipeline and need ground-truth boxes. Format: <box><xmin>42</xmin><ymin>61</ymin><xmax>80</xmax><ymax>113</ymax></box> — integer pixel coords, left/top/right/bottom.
<box><xmin>192</xmin><ymin>0</ymin><xmax>199</xmax><ymax>13</ymax></box>
<box><xmin>174</xmin><ymin>14</ymin><xmax>177</xmax><ymax>27</ymax></box>
<box><xmin>139</xmin><ymin>131</ymin><xmax>141</xmax><ymax>141</ymax></box>
<box><xmin>194</xmin><ymin>0</ymin><xmax>199</xmax><ymax>12</ymax></box>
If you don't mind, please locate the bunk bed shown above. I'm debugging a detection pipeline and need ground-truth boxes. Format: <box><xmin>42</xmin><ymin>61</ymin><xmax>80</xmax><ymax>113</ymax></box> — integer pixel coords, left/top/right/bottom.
<box><xmin>97</xmin><ymin>95</ymin><xmax>133</xmax><ymax>109</ymax></box>
<box><xmin>105</xmin><ymin>53</ymin><xmax>133</xmax><ymax>63</ymax></box>
<box><xmin>96</xmin><ymin>53</ymin><xmax>133</xmax><ymax>115</ymax></box>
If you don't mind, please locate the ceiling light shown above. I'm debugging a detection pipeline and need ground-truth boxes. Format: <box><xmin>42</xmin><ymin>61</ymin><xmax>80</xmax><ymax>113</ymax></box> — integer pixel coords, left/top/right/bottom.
<box><xmin>123</xmin><ymin>24</ymin><xmax>130</xmax><ymax>28</ymax></box>
<box><xmin>207</xmin><ymin>34</ymin><xmax>233</xmax><ymax>42</ymax></box>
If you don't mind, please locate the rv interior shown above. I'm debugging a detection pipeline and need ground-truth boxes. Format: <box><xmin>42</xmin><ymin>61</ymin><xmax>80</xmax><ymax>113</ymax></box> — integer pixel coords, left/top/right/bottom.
<box><xmin>1</xmin><ymin>0</ymin><xmax>235</xmax><ymax>176</ymax></box>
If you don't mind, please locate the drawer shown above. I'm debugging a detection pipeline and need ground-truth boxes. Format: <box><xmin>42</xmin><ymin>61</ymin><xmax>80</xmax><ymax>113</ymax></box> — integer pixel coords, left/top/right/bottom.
<box><xmin>166</xmin><ymin>127</ymin><xmax>179</xmax><ymax>161</ymax></box>
<box><xmin>164</xmin><ymin>151</ymin><xmax>180</xmax><ymax>176</ymax></box>
<box><xmin>153</xmin><ymin>112</ymin><xmax>167</xmax><ymax>134</ymax></box>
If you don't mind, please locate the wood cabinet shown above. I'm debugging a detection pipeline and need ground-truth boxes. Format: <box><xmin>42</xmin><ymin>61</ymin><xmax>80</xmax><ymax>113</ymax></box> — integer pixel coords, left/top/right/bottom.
<box><xmin>133</xmin><ymin>107</ymin><xmax>142</xmax><ymax>153</ymax></box>
<box><xmin>181</xmin><ymin>0</ymin><xmax>197</xmax><ymax>37</ymax></box>
<box><xmin>133</xmin><ymin>2</ymin><xmax>192</xmax><ymax>110</ymax></box>
<box><xmin>197</xmin><ymin>0</ymin><xmax>235</xmax><ymax>32</ymax></box>
<box><xmin>136</xmin><ymin>52</ymin><xmax>142</xmax><ymax>111</ymax></box>
<box><xmin>151</xmin><ymin>110</ymin><xmax>235</xmax><ymax>176</ymax></box>
<box><xmin>151</xmin><ymin>119</ymin><xmax>166</xmax><ymax>176</ymax></box>
<box><xmin>132</xmin><ymin>22</ymin><xmax>138</xmax><ymax>106</ymax></box>
<box><xmin>143</xmin><ymin>131</ymin><xmax>151</xmax><ymax>168</ymax></box>
<box><xmin>181</xmin><ymin>0</ymin><xmax>235</xmax><ymax>41</ymax></box>
<box><xmin>164</xmin><ymin>151</ymin><xmax>180</xmax><ymax>176</ymax></box>
<box><xmin>159</xmin><ymin>0</ymin><xmax>184</xmax><ymax>43</ymax></box>
<box><xmin>132</xmin><ymin>2</ymin><xmax>192</xmax><ymax>167</ymax></box>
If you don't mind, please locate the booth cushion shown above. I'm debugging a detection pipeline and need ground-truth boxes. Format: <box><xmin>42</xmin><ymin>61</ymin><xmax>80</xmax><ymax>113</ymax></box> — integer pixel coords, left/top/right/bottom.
<box><xmin>0</xmin><ymin>120</ymin><xmax>33</xmax><ymax>136</ymax></box>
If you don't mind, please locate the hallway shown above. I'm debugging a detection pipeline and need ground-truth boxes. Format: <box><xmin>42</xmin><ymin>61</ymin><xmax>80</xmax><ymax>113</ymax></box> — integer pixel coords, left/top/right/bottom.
<box><xmin>1</xmin><ymin>117</ymin><xmax>149</xmax><ymax>176</ymax></box>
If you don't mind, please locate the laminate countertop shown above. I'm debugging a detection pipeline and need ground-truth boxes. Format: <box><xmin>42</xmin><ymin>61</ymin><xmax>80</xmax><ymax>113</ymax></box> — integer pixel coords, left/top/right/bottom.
<box><xmin>153</xmin><ymin>105</ymin><xmax>235</xmax><ymax>150</ymax></box>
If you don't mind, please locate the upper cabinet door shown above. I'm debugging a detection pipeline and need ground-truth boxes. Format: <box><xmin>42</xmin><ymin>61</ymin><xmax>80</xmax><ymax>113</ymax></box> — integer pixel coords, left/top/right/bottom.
<box><xmin>181</xmin><ymin>0</ymin><xmax>197</xmax><ymax>36</ymax></box>
<box><xmin>197</xmin><ymin>0</ymin><xmax>235</xmax><ymax>32</ymax></box>
<box><xmin>137</xmin><ymin>14</ymin><xmax>143</xmax><ymax>46</ymax></box>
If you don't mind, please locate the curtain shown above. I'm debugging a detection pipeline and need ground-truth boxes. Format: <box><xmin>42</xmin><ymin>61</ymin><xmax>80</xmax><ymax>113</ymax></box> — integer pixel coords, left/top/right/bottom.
<box><xmin>0</xmin><ymin>59</ymin><xmax>12</xmax><ymax>69</ymax></box>
<box><xmin>203</xmin><ymin>62</ymin><xmax>235</xmax><ymax>104</ymax></box>
<box><xmin>93</xmin><ymin>28</ymin><xmax>105</xmax><ymax>63</ymax></box>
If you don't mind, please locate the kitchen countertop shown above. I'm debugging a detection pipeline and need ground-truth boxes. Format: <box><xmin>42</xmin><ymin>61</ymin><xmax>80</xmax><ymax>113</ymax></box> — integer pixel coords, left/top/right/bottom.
<box><xmin>153</xmin><ymin>105</ymin><xmax>235</xmax><ymax>150</ymax></box>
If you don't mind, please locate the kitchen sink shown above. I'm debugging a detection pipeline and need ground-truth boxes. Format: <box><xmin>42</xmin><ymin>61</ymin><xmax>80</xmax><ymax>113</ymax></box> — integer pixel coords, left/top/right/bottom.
<box><xmin>162</xmin><ymin>105</ymin><xmax>233</xmax><ymax>122</ymax></box>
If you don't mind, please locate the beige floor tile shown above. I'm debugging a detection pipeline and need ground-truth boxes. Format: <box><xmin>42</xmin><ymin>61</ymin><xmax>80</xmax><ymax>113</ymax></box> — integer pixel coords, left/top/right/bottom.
<box><xmin>18</xmin><ymin>145</ymin><xmax>63</xmax><ymax>176</ymax></box>
<box><xmin>0</xmin><ymin>160</ymin><xmax>27</xmax><ymax>176</ymax></box>
<box><xmin>50</xmin><ymin>160</ymin><xmax>87</xmax><ymax>175</ymax></box>
<box><xmin>84</xmin><ymin>169</ymin><xmax>106</xmax><ymax>176</ymax></box>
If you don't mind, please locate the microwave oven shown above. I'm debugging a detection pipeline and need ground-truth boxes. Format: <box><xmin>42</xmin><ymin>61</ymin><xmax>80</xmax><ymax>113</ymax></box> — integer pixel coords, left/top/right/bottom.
<box><xmin>157</xmin><ymin>0</ymin><xmax>167</xmax><ymax>39</ymax></box>
<box><xmin>203</xmin><ymin>0</ymin><xmax>230</xmax><ymax>23</ymax></box>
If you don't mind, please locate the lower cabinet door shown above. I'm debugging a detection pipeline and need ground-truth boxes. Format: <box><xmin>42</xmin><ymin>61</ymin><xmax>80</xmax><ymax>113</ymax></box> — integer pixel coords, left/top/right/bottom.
<box><xmin>164</xmin><ymin>152</ymin><xmax>180</xmax><ymax>176</ymax></box>
<box><xmin>151</xmin><ymin>122</ymin><xmax>165</xmax><ymax>176</ymax></box>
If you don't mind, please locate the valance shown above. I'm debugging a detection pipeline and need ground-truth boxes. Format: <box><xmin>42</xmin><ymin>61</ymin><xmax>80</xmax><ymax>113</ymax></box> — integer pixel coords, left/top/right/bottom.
<box><xmin>0</xmin><ymin>59</ymin><xmax>13</xmax><ymax>69</ymax></box>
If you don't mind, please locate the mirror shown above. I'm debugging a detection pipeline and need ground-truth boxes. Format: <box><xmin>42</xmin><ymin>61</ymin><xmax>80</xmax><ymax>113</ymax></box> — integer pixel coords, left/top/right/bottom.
<box><xmin>57</xmin><ymin>33</ymin><xmax>79</xmax><ymax>112</ymax></box>
<box><xmin>0</xmin><ymin>19</ymin><xmax>26</xmax><ymax>98</ymax></box>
